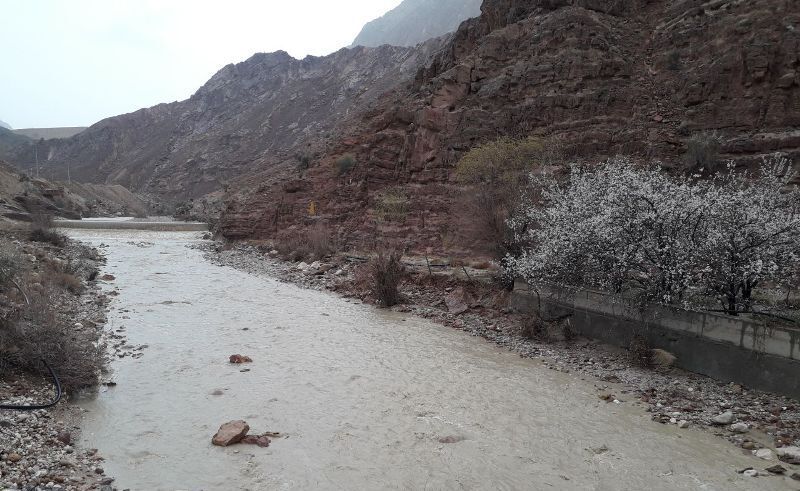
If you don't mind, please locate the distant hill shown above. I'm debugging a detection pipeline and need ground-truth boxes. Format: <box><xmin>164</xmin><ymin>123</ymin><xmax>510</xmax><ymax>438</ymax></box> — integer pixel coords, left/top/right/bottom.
<box><xmin>0</xmin><ymin>120</ymin><xmax>11</xmax><ymax>130</ymax></box>
<box><xmin>352</xmin><ymin>0</ymin><xmax>482</xmax><ymax>47</ymax></box>
<box><xmin>14</xmin><ymin>127</ymin><xmax>87</xmax><ymax>140</ymax></box>
<box><xmin>0</xmin><ymin>127</ymin><xmax>30</xmax><ymax>156</ymax></box>
<box><xmin>0</xmin><ymin>159</ymin><xmax>149</xmax><ymax>222</ymax></box>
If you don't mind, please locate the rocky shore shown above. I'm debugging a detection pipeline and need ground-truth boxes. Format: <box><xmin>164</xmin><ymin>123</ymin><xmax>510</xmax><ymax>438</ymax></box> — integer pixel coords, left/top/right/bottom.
<box><xmin>0</xmin><ymin>379</ymin><xmax>113</xmax><ymax>491</ymax></box>
<box><xmin>206</xmin><ymin>242</ymin><xmax>800</xmax><ymax>481</ymax></box>
<box><xmin>0</xmin><ymin>233</ymin><xmax>115</xmax><ymax>491</ymax></box>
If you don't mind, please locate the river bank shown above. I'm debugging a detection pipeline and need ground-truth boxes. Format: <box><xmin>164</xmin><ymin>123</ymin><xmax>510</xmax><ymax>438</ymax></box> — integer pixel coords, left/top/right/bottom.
<box><xmin>205</xmin><ymin>242</ymin><xmax>800</xmax><ymax>476</ymax></box>
<box><xmin>0</xmin><ymin>230</ymin><xmax>115</xmax><ymax>491</ymax></box>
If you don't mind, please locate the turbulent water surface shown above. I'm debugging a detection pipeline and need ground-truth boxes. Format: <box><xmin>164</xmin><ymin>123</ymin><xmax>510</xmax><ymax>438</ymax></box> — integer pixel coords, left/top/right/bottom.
<box><xmin>68</xmin><ymin>230</ymin><xmax>792</xmax><ymax>490</ymax></box>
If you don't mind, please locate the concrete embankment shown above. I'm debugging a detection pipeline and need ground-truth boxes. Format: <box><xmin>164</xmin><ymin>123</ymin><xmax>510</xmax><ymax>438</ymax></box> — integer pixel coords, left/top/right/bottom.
<box><xmin>55</xmin><ymin>219</ymin><xmax>208</xmax><ymax>232</ymax></box>
<box><xmin>511</xmin><ymin>281</ymin><xmax>800</xmax><ymax>399</ymax></box>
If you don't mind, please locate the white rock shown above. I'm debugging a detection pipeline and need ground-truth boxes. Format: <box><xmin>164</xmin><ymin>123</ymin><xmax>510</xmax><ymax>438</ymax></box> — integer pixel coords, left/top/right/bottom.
<box><xmin>296</xmin><ymin>262</ymin><xmax>309</xmax><ymax>271</ymax></box>
<box><xmin>753</xmin><ymin>448</ymin><xmax>773</xmax><ymax>460</ymax></box>
<box><xmin>730</xmin><ymin>422</ymin><xmax>749</xmax><ymax>433</ymax></box>
<box><xmin>711</xmin><ymin>411</ymin><xmax>735</xmax><ymax>425</ymax></box>
<box><xmin>677</xmin><ymin>420</ymin><xmax>689</xmax><ymax>429</ymax></box>
<box><xmin>310</xmin><ymin>261</ymin><xmax>322</xmax><ymax>269</ymax></box>
<box><xmin>742</xmin><ymin>469</ymin><xmax>759</xmax><ymax>478</ymax></box>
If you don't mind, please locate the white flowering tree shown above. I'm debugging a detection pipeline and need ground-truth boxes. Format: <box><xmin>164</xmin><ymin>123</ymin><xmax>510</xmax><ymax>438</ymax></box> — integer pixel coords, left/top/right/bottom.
<box><xmin>697</xmin><ymin>158</ymin><xmax>800</xmax><ymax>314</ymax></box>
<box><xmin>509</xmin><ymin>156</ymin><xmax>800</xmax><ymax>314</ymax></box>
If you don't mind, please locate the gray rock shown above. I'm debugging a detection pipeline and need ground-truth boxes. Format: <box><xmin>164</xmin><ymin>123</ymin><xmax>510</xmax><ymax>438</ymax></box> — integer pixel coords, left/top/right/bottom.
<box><xmin>711</xmin><ymin>411</ymin><xmax>735</xmax><ymax>425</ymax></box>
<box><xmin>753</xmin><ymin>448</ymin><xmax>773</xmax><ymax>460</ymax></box>
<box><xmin>730</xmin><ymin>422</ymin><xmax>749</xmax><ymax>433</ymax></box>
<box><xmin>776</xmin><ymin>446</ymin><xmax>800</xmax><ymax>463</ymax></box>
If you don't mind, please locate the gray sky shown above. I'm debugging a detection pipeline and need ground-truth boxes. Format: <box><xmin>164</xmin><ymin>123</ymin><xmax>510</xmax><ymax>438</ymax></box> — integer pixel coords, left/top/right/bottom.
<box><xmin>0</xmin><ymin>0</ymin><xmax>401</xmax><ymax>129</ymax></box>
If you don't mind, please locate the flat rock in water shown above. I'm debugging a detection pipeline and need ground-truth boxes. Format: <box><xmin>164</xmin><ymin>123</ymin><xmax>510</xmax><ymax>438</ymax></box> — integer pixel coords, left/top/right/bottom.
<box><xmin>229</xmin><ymin>354</ymin><xmax>253</xmax><ymax>364</ymax></box>
<box><xmin>242</xmin><ymin>434</ymin><xmax>271</xmax><ymax>447</ymax></box>
<box><xmin>212</xmin><ymin>420</ymin><xmax>249</xmax><ymax>446</ymax></box>
<box><xmin>753</xmin><ymin>448</ymin><xmax>773</xmax><ymax>460</ymax></box>
<box><xmin>777</xmin><ymin>446</ymin><xmax>800</xmax><ymax>464</ymax></box>
<box><xmin>765</xmin><ymin>464</ymin><xmax>786</xmax><ymax>475</ymax></box>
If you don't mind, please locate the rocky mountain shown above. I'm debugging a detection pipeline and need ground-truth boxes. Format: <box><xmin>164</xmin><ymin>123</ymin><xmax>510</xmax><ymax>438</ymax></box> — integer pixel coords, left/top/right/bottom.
<box><xmin>3</xmin><ymin>0</ymin><xmax>798</xmax><ymax>258</ymax></box>
<box><xmin>0</xmin><ymin>120</ymin><xmax>11</xmax><ymax>130</ymax></box>
<box><xmin>220</xmin><ymin>0</ymin><xmax>800</xmax><ymax>253</ymax></box>
<box><xmin>0</xmin><ymin>127</ymin><xmax>30</xmax><ymax>158</ymax></box>
<box><xmin>5</xmin><ymin>43</ymin><xmax>445</xmax><ymax>200</ymax></box>
<box><xmin>14</xmin><ymin>127</ymin><xmax>87</xmax><ymax>140</ymax></box>
<box><xmin>352</xmin><ymin>0</ymin><xmax>482</xmax><ymax>47</ymax></box>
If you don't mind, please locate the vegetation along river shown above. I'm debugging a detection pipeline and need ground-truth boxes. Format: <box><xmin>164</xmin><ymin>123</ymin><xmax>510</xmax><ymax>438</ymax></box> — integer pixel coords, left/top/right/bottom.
<box><xmin>67</xmin><ymin>229</ymin><xmax>792</xmax><ymax>490</ymax></box>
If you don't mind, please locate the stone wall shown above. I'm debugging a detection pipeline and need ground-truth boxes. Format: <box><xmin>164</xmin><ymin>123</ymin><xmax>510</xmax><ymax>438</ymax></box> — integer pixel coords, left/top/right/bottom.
<box><xmin>511</xmin><ymin>281</ymin><xmax>800</xmax><ymax>399</ymax></box>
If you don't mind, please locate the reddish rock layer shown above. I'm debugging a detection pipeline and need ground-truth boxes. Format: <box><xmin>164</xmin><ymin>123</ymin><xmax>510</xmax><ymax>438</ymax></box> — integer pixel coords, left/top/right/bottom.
<box><xmin>219</xmin><ymin>0</ymin><xmax>800</xmax><ymax>254</ymax></box>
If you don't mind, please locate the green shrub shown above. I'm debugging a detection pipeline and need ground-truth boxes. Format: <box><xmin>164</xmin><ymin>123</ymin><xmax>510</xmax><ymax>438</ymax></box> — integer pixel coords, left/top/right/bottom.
<box><xmin>375</xmin><ymin>188</ymin><xmax>410</xmax><ymax>222</ymax></box>
<box><xmin>336</xmin><ymin>155</ymin><xmax>355</xmax><ymax>176</ymax></box>
<box><xmin>455</xmin><ymin>136</ymin><xmax>553</xmax><ymax>258</ymax></box>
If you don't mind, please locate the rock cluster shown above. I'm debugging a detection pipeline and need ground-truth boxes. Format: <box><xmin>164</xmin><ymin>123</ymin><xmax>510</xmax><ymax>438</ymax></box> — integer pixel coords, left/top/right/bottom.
<box><xmin>0</xmin><ymin>381</ymin><xmax>113</xmax><ymax>490</ymax></box>
<box><xmin>211</xmin><ymin>421</ymin><xmax>274</xmax><ymax>449</ymax></box>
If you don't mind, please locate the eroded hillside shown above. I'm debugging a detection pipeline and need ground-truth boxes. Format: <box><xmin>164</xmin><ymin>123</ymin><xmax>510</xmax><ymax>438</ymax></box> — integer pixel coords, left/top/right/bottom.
<box><xmin>219</xmin><ymin>0</ymin><xmax>800</xmax><ymax>253</ymax></box>
<box><xmin>6</xmin><ymin>44</ymin><xmax>445</xmax><ymax>200</ymax></box>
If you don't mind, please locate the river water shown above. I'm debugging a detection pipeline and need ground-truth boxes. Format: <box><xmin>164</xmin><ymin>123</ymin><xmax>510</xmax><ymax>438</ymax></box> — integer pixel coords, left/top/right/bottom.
<box><xmin>67</xmin><ymin>229</ymin><xmax>792</xmax><ymax>490</ymax></box>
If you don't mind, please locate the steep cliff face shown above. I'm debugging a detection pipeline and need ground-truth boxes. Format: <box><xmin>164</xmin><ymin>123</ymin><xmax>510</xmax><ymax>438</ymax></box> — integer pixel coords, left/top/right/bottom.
<box><xmin>8</xmin><ymin>44</ymin><xmax>445</xmax><ymax>200</ymax></box>
<box><xmin>220</xmin><ymin>0</ymin><xmax>800</xmax><ymax>252</ymax></box>
<box><xmin>352</xmin><ymin>0</ymin><xmax>482</xmax><ymax>47</ymax></box>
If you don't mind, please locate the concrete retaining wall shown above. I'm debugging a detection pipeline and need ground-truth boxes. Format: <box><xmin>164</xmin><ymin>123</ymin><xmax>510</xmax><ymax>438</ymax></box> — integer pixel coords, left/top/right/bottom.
<box><xmin>511</xmin><ymin>281</ymin><xmax>800</xmax><ymax>399</ymax></box>
<box><xmin>55</xmin><ymin>220</ymin><xmax>208</xmax><ymax>232</ymax></box>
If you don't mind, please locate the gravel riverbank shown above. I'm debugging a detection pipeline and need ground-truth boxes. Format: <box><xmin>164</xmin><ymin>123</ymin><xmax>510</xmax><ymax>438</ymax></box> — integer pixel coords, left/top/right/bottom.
<box><xmin>205</xmin><ymin>242</ymin><xmax>800</xmax><ymax>481</ymax></box>
<box><xmin>1</xmin><ymin>234</ymin><xmax>116</xmax><ymax>491</ymax></box>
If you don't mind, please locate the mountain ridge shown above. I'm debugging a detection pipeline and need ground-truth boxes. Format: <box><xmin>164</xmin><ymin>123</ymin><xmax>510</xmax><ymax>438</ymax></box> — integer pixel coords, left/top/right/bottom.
<box><xmin>4</xmin><ymin>42</ymin><xmax>447</xmax><ymax>198</ymax></box>
<box><xmin>352</xmin><ymin>0</ymin><xmax>482</xmax><ymax>48</ymax></box>
<box><xmin>219</xmin><ymin>0</ymin><xmax>800</xmax><ymax>253</ymax></box>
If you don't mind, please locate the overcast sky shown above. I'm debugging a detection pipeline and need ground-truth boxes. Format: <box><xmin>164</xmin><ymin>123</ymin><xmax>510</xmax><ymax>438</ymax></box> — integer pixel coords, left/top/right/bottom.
<box><xmin>0</xmin><ymin>0</ymin><xmax>401</xmax><ymax>129</ymax></box>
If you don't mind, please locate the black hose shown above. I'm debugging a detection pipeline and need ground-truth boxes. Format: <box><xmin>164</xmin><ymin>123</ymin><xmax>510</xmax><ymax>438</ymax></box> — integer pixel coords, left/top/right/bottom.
<box><xmin>0</xmin><ymin>360</ymin><xmax>63</xmax><ymax>410</ymax></box>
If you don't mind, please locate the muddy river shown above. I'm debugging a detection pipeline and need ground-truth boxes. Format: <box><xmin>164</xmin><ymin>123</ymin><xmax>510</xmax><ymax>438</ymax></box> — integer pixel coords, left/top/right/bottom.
<box><xmin>67</xmin><ymin>229</ymin><xmax>792</xmax><ymax>490</ymax></box>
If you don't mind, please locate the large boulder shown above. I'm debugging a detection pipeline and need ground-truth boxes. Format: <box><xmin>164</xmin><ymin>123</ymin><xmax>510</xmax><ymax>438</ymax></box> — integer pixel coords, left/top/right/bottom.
<box><xmin>211</xmin><ymin>420</ymin><xmax>249</xmax><ymax>447</ymax></box>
